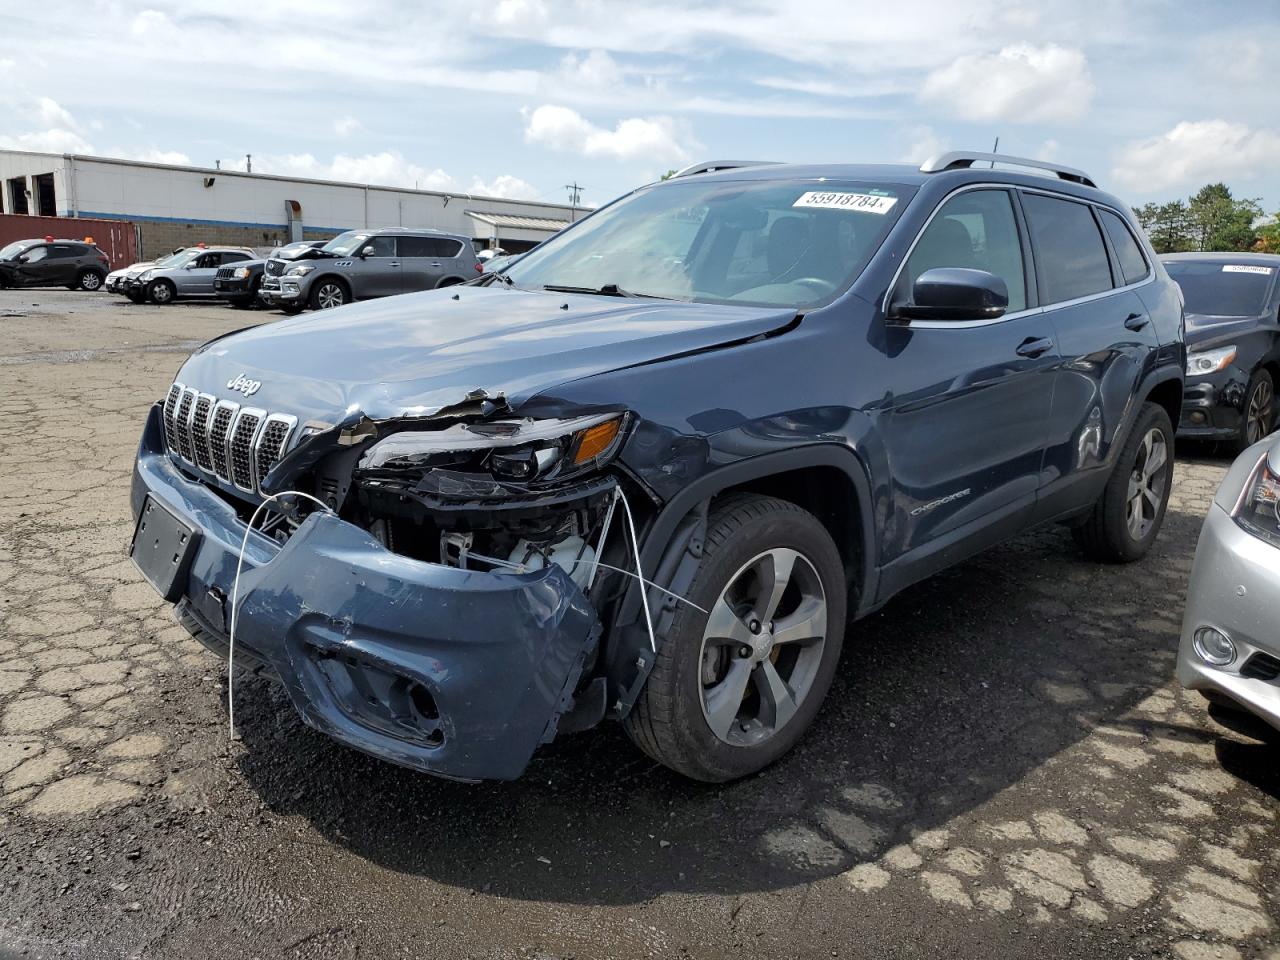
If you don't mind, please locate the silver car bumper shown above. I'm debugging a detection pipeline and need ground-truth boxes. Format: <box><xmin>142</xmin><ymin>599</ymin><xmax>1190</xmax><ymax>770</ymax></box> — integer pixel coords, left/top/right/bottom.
<box><xmin>1177</xmin><ymin>500</ymin><xmax>1280</xmax><ymax>730</ymax></box>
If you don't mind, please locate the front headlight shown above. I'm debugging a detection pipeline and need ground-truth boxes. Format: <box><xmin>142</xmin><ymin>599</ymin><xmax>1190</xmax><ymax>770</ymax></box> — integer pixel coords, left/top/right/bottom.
<box><xmin>1186</xmin><ymin>345</ymin><xmax>1237</xmax><ymax>376</ymax></box>
<box><xmin>359</xmin><ymin>413</ymin><xmax>628</xmax><ymax>484</ymax></box>
<box><xmin>233</xmin><ymin>266</ymin><xmax>251</xmax><ymax>279</ymax></box>
<box><xmin>138</xmin><ymin>270</ymin><xmax>154</xmax><ymax>282</ymax></box>
<box><xmin>1233</xmin><ymin>448</ymin><xmax>1280</xmax><ymax>548</ymax></box>
<box><xmin>286</xmin><ymin>264</ymin><xmax>316</xmax><ymax>277</ymax></box>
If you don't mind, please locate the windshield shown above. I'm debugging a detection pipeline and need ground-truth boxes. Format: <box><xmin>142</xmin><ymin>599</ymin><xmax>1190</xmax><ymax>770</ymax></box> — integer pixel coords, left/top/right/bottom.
<box><xmin>504</xmin><ymin>178</ymin><xmax>913</xmax><ymax>307</ymax></box>
<box><xmin>154</xmin><ymin>249</ymin><xmax>199</xmax><ymax>269</ymax></box>
<box><xmin>321</xmin><ymin>231</ymin><xmax>371</xmax><ymax>256</ymax></box>
<box><xmin>0</xmin><ymin>240</ymin><xmax>36</xmax><ymax>261</ymax></box>
<box><xmin>1166</xmin><ymin>261</ymin><xmax>1276</xmax><ymax>317</ymax></box>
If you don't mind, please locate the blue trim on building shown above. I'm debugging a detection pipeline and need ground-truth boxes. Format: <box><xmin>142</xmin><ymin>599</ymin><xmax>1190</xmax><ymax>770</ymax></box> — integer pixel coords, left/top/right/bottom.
<box><xmin>77</xmin><ymin>210</ymin><xmax>349</xmax><ymax>233</ymax></box>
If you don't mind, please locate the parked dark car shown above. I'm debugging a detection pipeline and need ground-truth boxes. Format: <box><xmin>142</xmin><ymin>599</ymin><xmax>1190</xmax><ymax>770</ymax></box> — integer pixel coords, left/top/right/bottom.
<box><xmin>129</xmin><ymin>153</ymin><xmax>1184</xmax><ymax>783</ymax></box>
<box><xmin>213</xmin><ymin>240</ymin><xmax>327</xmax><ymax>309</ymax></box>
<box><xmin>258</xmin><ymin>228</ymin><xmax>481</xmax><ymax>313</ymax></box>
<box><xmin>1163</xmin><ymin>253</ymin><xmax>1280</xmax><ymax>451</ymax></box>
<box><xmin>0</xmin><ymin>238</ymin><xmax>110</xmax><ymax>291</ymax></box>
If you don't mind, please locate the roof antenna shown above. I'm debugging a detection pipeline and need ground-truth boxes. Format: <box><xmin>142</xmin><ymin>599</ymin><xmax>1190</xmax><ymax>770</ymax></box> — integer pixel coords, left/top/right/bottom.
<box><xmin>991</xmin><ymin>137</ymin><xmax>999</xmax><ymax>168</ymax></box>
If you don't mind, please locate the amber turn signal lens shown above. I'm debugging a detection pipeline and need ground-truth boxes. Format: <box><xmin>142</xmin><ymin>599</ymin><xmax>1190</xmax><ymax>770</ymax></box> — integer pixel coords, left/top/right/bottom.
<box><xmin>572</xmin><ymin>419</ymin><xmax>621</xmax><ymax>465</ymax></box>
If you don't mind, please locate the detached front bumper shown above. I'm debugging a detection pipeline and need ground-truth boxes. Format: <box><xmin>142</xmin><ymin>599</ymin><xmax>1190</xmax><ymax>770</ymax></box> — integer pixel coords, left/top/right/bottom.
<box><xmin>258</xmin><ymin>277</ymin><xmax>303</xmax><ymax>307</ymax></box>
<box><xmin>1177</xmin><ymin>501</ymin><xmax>1280</xmax><ymax>732</ymax></box>
<box><xmin>129</xmin><ymin>405</ymin><xmax>600</xmax><ymax>781</ymax></box>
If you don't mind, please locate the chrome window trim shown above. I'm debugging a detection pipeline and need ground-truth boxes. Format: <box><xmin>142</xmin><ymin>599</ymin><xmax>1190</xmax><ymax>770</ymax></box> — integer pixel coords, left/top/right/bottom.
<box><xmin>208</xmin><ymin>398</ymin><xmax>240</xmax><ymax>483</ymax></box>
<box><xmin>228</xmin><ymin>407</ymin><xmax>267</xmax><ymax>494</ymax></box>
<box><xmin>883</xmin><ymin>182</ymin><xmax>1156</xmax><ymax>330</ymax></box>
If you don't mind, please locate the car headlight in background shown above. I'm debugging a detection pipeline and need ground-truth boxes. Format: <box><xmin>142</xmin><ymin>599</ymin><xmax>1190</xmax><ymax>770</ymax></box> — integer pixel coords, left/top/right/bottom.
<box><xmin>286</xmin><ymin>264</ymin><xmax>316</xmax><ymax>277</ymax></box>
<box><xmin>1186</xmin><ymin>345</ymin><xmax>1237</xmax><ymax>376</ymax></box>
<box><xmin>233</xmin><ymin>266</ymin><xmax>251</xmax><ymax>279</ymax></box>
<box><xmin>359</xmin><ymin>413</ymin><xmax>628</xmax><ymax>484</ymax></box>
<box><xmin>1233</xmin><ymin>447</ymin><xmax>1280</xmax><ymax>548</ymax></box>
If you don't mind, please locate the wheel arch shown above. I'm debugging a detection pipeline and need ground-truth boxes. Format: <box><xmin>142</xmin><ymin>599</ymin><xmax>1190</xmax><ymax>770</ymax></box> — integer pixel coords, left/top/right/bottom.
<box><xmin>605</xmin><ymin>444</ymin><xmax>879</xmax><ymax>718</ymax></box>
<box><xmin>1141</xmin><ymin>370</ymin><xmax>1183</xmax><ymax>432</ymax></box>
<box><xmin>312</xmin><ymin>273</ymin><xmax>351</xmax><ymax>299</ymax></box>
<box><xmin>435</xmin><ymin>275</ymin><xmax>466</xmax><ymax>288</ymax></box>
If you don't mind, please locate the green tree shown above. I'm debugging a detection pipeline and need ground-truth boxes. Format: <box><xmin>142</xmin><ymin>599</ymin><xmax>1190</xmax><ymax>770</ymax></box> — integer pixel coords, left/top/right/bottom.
<box><xmin>660</xmin><ymin>169</ymin><xmax>679</xmax><ymax>180</ymax></box>
<box><xmin>1135</xmin><ymin>200</ymin><xmax>1193</xmax><ymax>253</ymax></box>
<box><xmin>1256</xmin><ymin>215</ymin><xmax>1280</xmax><ymax>254</ymax></box>
<box><xmin>1186</xmin><ymin>182</ymin><xmax>1262</xmax><ymax>252</ymax></box>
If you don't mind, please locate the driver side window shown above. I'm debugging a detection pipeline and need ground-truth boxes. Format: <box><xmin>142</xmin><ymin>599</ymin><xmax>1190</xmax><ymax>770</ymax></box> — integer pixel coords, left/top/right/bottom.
<box><xmin>897</xmin><ymin>190</ymin><xmax>1026</xmax><ymax>313</ymax></box>
<box><xmin>365</xmin><ymin>236</ymin><xmax>396</xmax><ymax>257</ymax></box>
<box><xmin>23</xmin><ymin>245</ymin><xmax>48</xmax><ymax>263</ymax></box>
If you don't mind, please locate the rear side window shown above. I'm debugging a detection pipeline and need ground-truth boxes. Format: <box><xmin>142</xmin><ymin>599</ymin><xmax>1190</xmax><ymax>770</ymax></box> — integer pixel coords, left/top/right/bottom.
<box><xmin>1098</xmin><ymin>209</ymin><xmax>1149</xmax><ymax>285</ymax></box>
<box><xmin>399</xmin><ymin>236</ymin><xmax>464</xmax><ymax>258</ymax></box>
<box><xmin>222</xmin><ymin>252</ymin><xmax>250</xmax><ymax>264</ymax></box>
<box><xmin>1021</xmin><ymin>193</ymin><xmax>1114</xmax><ymax>304</ymax></box>
<box><xmin>50</xmin><ymin>244</ymin><xmax>78</xmax><ymax>258</ymax></box>
<box><xmin>898</xmin><ymin>189</ymin><xmax>1027</xmax><ymax>312</ymax></box>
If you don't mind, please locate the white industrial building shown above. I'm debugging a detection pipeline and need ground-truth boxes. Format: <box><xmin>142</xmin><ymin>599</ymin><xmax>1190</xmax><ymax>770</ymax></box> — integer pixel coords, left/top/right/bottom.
<box><xmin>0</xmin><ymin>149</ymin><xmax>580</xmax><ymax>256</ymax></box>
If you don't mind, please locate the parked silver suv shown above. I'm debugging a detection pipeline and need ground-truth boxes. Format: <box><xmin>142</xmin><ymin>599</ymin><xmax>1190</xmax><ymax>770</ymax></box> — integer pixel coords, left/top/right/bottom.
<box><xmin>258</xmin><ymin>227</ymin><xmax>481</xmax><ymax>313</ymax></box>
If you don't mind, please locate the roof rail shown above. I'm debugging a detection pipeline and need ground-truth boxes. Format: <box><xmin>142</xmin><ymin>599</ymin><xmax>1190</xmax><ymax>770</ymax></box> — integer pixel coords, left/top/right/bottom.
<box><xmin>669</xmin><ymin>160</ymin><xmax>779</xmax><ymax>179</ymax></box>
<box><xmin>919</xmin><ymin>151</ymin><xmax>1097</xmax><ymax>188</ymax></box>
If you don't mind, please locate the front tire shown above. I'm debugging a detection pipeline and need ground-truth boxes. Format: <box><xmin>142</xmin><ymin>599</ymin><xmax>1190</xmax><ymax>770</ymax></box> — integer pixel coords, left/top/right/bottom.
<box><xmin>126</xmin><ymin>289</ymin><xmax>146</xmax><ymax>304</ymax></box>
<box><xmin>76</xmin><ymin>269</ymin><xmax>104</xmax><ymax>292</ymax></box>
<box><xmin>624</xmin><ymin>494</ymin><xmax>846</xmax><ymax>782</ymax></box>
<box><xmin>1236</xmin><ymin>369</ymin><xmax>1275</xmax><ymax>453</ymax></box>
<box><xmin>309</xmin><ymin>278</ymin><xmax>348</xmax><ymax>310</ymax></box>
<box><xmin>1072</xmin><ymin>402</ymin><xmax>1174</xmax><ymax>562</ymax></box>
<box><xmin>148</xmin><ymin>279</ymin><xmax>176</xmax><ymax>305</ymax></box>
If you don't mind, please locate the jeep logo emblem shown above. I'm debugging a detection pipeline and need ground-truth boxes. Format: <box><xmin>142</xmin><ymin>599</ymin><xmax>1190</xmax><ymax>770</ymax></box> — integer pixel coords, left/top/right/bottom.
<box><xmin>226</xmin><ymin>373</ymin><xmax>262</xmax><ymax>397</ymax></box>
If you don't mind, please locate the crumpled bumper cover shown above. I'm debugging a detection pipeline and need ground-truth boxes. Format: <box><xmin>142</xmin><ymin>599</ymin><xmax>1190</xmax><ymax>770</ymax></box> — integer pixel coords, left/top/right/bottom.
<box><xmin>130</xmin><ymin>405</ymin><xmax>600</xmax><ymax>781</ymax></box>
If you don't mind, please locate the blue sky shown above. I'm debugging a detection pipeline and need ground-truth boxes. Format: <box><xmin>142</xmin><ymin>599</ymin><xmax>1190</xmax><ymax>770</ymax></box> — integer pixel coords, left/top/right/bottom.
<box><xmin>2</xmin><ymin>0</ymin><xmax>1278</xmax><ymax>211</ymax></box>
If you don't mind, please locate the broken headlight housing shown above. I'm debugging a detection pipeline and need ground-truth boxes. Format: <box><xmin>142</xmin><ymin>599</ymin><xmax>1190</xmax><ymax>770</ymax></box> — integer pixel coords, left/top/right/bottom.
<box><xmin>1233</xmin><ymin>447</ymin><xmax>1280</xmax><ymax>548</ymax></box>
<box><xmin>358</xmin><ymin>413</ymin><xmax>629</xmax><ymax>486</ymax></box>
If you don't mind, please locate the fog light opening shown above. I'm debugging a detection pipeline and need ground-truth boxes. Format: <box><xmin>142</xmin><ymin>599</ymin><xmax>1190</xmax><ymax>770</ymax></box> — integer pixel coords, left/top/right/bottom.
<box><xmin>1189</xmin><ymin>411</ymin><xmax>1207</xmax><ymax>425</ymax></box>
<box><xmin>1193</xmin><ymin>626</ymin><xmax>1236</xmax><ymax>666</ymax></box>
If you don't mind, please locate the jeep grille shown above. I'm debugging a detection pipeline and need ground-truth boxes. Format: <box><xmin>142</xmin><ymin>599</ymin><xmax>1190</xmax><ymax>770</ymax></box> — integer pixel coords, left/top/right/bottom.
<box><xmin>163</xmin><ymin>381</ymin><xmax>297</xmax><ymax>497</ymax></box>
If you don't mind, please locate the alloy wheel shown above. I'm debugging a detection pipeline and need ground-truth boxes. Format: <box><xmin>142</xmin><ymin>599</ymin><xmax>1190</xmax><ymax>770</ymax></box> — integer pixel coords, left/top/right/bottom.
<box><xmin>1125</xmin><ymin>427</ymin><xmax>1168</xmax><ymax>541</ymax></box>
<box><xmin>81</xmin><ymin>272</ymin><xmax>101</xmax><ymax>290</ymax></box>
<box><xmin>316</xmin><ymin>283</ymin><xmax>345</xmax><ymax>309</ymax></box>
<box><xmin>1246</xmin><ymin>379</ymin><xmax>1274</xmax><ymax>445</ymax></box>
<box><xmin>151</xmin><ymin>282</ymin><xmax>172</xmax><ymax>304</ymax></box>
<box><xmin>698</xmin><ymin>547</ymin><xmax>828</xmax><ymax>747</ymax></box>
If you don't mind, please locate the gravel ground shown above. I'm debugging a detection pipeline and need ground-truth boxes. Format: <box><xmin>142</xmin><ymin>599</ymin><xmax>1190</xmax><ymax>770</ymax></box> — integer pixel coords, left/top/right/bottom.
<box><xmin>1</xmin><ymin>289</ymin><xmax>1277</xmax><ymax>960</ymax></box>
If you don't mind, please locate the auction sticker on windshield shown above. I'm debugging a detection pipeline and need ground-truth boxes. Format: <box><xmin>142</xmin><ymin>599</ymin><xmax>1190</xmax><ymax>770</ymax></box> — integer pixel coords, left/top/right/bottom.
<box><xmin>793</xmin><ymin>192</ymin><xmax>898</xmax><ymax>214</ymax></box>
<box><xmin>1223</xmin><ymin>265</ymin><xmax>1273</xmax><ymax>274</ymax></box>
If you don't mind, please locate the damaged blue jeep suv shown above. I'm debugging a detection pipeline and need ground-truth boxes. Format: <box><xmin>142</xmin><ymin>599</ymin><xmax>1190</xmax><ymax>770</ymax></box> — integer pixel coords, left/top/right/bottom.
<box><xmin>130</xmin><ymin>153</ymin><xmax>1185</xmax><ymax>782</ymax></box>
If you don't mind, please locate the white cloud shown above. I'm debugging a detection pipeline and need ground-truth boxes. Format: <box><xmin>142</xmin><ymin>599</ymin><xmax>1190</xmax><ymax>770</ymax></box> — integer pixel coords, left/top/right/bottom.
<box><xmin>921</xmin><ymin>44</ymin><xmax>1094</xmax><ymax>123</ymax></box>
<box><xmin>556</xmin><ymin>49</ymin><xmax>624</xmax><ymax>89</ymax></box>
<box><xmin>1111</xmin><ymin>120</ymin><xmax>1280</xmax><ymax>192</ymax></box>
<box><xmin>35</xmin><ymin>96</ymin><xmax>79</xmax><ymax>131</ymax></box>
<box><xmin>1035</xmin><ymin>138</ymin><xmax>1060</xmax><ymax>161</ymax></box>
<box><xmin>333</xmin><ymin>115</ymin><xmax>363</xmax><ymax>138</ymax></box>
<box><xmin>489</xmin><ymin>0</ymin><xmax>547</xmax><ymax>28</ymax></box>
<box><xmin>469</xmin><ymin>174</ymin><xmax>539</xmax><ymax>200</ymax></box>
<box><xmin>898</xmin><ymin>125</ymin><xmax>947</xmax><ymax>163</ymax></box>
<box><xmin>523</xmin><ymin>104</ymin><xmax>693</xmax><ymax>163</ymax></box>
<box><xmin>123</xmin><ymin>148</ymin><xmax>192</xmax><ymax>165</ymax></box>
<box><xmin>0</xmin><ymin>127</ymin><xmax>93</xmax><ymax>154</ymax></box>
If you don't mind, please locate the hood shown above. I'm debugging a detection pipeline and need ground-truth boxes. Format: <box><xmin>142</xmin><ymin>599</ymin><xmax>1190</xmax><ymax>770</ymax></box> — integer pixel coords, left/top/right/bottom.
<box><xmin>176</xmin><ymin>286</ymin><xmax>796</xmax><ymax>422</ymax></box>
<box><xmin>1184</xmin><ymin>312</ymin><xmax>1263</xmax><ymax>350</ymax></box>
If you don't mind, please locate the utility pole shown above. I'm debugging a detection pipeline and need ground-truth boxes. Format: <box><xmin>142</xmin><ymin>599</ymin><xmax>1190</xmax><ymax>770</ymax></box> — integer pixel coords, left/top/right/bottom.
<box><xmin>565</xmin><ymin>182</ymin><xmax>583</xmax><ymax>221</ymax></box>
<box><xmin>246</xmin><ymin>153</ymin><xmax>252</xmax><ymax>174</ymax></box>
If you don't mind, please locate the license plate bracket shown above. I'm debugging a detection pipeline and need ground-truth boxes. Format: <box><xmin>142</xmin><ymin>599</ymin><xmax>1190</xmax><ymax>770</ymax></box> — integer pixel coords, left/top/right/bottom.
<box><xmin>129</xmin><ymin>495</ymin><xmax>198</xmax><ymax>601</ymax></box>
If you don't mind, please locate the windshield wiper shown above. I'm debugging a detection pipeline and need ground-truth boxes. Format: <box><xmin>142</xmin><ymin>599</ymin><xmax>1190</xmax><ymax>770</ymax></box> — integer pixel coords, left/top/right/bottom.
<box><xmin>468</xmin><ymin>270</ymin><xmax>515</xmax><ymax>287</ymax></box>
<box><xmin>541</xmin><ymin>283</ymin><xmax>685</xmax><ymax>300</ymax></box>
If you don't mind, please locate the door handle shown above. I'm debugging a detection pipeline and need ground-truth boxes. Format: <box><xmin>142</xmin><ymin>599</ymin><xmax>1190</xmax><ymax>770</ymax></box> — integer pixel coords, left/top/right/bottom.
<box><xmin>1015</xmin><ymin>336</ymin><xmax>1054</xmax><ymax>359</ymax></box>
<box><xmin>1124</xmin><ymin>312</ymin><xmax>1149</xmax><ymax>331</ymax></box>
<box><xmin>389</xmin><ymin>261</ymin><xmax>401</xmax><ymax>267</ymax></box>
<box><xmin>430</xmin><ymin>262</ymin><xmax>441</xmax><ymax>267</ymax></box>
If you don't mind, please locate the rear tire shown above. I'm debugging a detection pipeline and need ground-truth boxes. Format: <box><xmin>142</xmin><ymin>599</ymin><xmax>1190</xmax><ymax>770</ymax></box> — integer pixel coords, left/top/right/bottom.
<box><xmin>1072</xmin><ymin>402</ymin><xmax>1173</xmax><ymax>562</ymax></box>
<box><xmin>1235</xmin><ymin>369</ymin><xmax>1275</xmax><ymax>454</ymax></box>
<box><xmin>624</xmin><ymin>494</ymin><xmax>846</xmax><ymax>782</ymax></box>
<box><xmin>76</xmin><ymin>269</ymin><xmax>104</xmax><ymax>292</ymax></box>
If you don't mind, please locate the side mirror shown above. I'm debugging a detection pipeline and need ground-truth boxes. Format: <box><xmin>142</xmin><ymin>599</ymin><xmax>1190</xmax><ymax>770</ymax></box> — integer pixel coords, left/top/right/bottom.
<box><xmin>893</xmin><ymin>267</ymin><xmax>1008</xmax><ymax>322</ymax></box>
<box><xmin>16</xmin><ymin>254</ymin><xmax>29</xmax><ymax>264</ymax></box>
<box><xmin>359</xmin><ymin>245</ymin><xmax>376</xmax><ymax>258</ymax></box>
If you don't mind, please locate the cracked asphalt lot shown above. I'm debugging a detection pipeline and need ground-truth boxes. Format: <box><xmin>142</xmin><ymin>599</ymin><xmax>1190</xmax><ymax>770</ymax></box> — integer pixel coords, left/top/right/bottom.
<box><xmin>1</xmin><ymin>289</ymin><xmax>1278</xmax><ymax>960</ymax></box>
